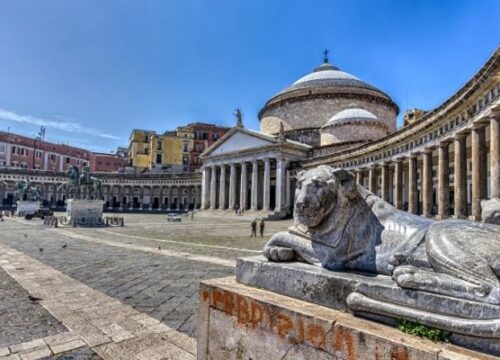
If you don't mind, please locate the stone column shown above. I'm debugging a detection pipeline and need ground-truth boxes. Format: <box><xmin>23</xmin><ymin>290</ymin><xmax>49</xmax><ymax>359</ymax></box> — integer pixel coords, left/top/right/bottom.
<box><xmin>167</xmin><ymin>186</ymin><xmax>172</xmax><ymax>210</ymax></box>
<box><xmin>251</xmin><ymin>161</ymin><xmax>259</xmax><ymax>211</ymax></box>
<box><xmin>408</xmin><ymin>155</ymin><xmax>418</xmax><ymax>214</ymax></box>
<box><xmin>393</xmin><ymin>159</ymin><xmax>403</xmax><ymax>209</ymax></box>
<box><xmin>219</xmin><ymin>164</ymin><xmax>226</xmax><ymax>209</ymax></box>
<box><xmin>210</xmin><ymin>165</ymin><xmax>217</xmax><ymax>210</ymax></box>
<box><xmin>118</xmin><ymin>186</ymin><xmax>124</xmax><ymax>210</ymax></box>
<box><xmin>139</xmin><ymin>186</ymin><xmax>144</xmax><ymax>210</ymax></box>
<box><xmin>422</xmin><ymin>149</ymin><xmax>433</xmax><ymax>217</ymax></box>
<box><xmin>228</xmin><ymin>163</ymin><xmax>237</xmax><ymax>210</ymax></box>
<box><xmin>368</xmin><ymin>166</ymin><xmax>377</xmax><ymax>194</ymax></box>
<box><xmin>275</xmin><ymin>158</ymin><xmax>286</xmax><ymax>212</ymax></box>
<box><xmin>201</xmin><ymin>167</ymin><xmax>210</xmax><ymax>209</ymax></box>
<box><xmin>355</xmin><ymin>170</ymin><xmax>363</xmax><ymax>186</ymax></box>
<box><xmin>381</xmin><ymin>163</ymin><xmax>389</xmax><ymax>201</ymax></box>
<box><xmin>454</xmin><ymin>134</ymin><xmax>467</xmax><ymax>218</ymax></box>
<box><xmin>263</xmin><ymin>158</ymin><xmax>271</xmax><ymax>212</ymax></box>
<box><xmin>437</xmin><ymin>142</ymin><xmax>450</xmax><ymax>219</ymax></box>
<box><xmin>240</xmin><ymin>162</ymin><xmax>248</xmax><ymax>210</ymax></box>
<box><xmin>471</xmin><ymin>125</ymin><xmax>487</xmax><ymax>220</ymax></box>
<box><xmin>285</xmin><ymin>169</ymin><xmax>291</xmax><ymax>210</ymax></box>
<box><xmin>490</xmin><ymin>115</ymin><xmax>500</xmax><ymax>198</ymax></box>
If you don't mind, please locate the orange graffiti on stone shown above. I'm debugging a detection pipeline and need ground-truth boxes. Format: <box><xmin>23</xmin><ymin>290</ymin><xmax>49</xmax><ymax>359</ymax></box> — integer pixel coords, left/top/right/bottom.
<box><xmin>236</xmin><ymin>294</ymin><xmax>251</xmax><ymax>324</ymax></box>
<box><xmin>391</xmin><ymin>347</ymin><xmax>408</xmax><ymax>360</ymax></box>
<box><xmin>250</xmin><ymin>302</ymin><xmax>264</xmax><ymax>328</ymax></box>
<box><xmin>202</xmin><ymin>290</ymin><xmax>210</xmax><ymax>303</ymax></box>
<box><xmin>306</xmin><ymin>323</ymin><xmax>327</xmax><ymax>350</ymax></box>
<box><xmin>223</xmin><ymin>291</ymin><xmax>234</xmax><ymax>316</ymax></box>
<box><xmin>333</xmin><ymin>327</ymin><xmax>357</xmax><ymax>360</ymax></box>
<box><xmin>213</xmin><ymin>289</ymin><xmax>225</xmax><ymax>312</ymax></box>
<box><xmin>275</xmin><ymin>313</ymin><xmax>294</xmax><ymax>338</ymax></box>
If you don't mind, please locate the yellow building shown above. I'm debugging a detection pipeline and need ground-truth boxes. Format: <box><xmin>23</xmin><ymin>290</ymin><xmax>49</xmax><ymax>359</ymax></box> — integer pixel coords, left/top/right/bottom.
<box><xmin>128</xmin><ymin>129</ymin><xmax>155</xmax><ymax>169</ymax></box>
<box><xmin>128</xmin><ymin>128</ymin><xmax>193</xmax><ymax>172</ymax></box>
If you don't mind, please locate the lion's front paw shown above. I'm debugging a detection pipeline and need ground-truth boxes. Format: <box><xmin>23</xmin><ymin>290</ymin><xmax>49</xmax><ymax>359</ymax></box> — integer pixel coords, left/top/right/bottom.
<box><xmin>263</xmin><ymin>246</ymin><xmax>295</xmax><ymax>262</ymax></box>
<box><xmin>392</xmin><ymin>265</ymin><xmax>419</xmax><ymax>288</ymax></box>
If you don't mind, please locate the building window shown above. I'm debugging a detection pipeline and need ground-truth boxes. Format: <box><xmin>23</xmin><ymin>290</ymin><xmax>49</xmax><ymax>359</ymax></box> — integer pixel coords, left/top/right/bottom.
<box><xmin>66</xmin><ymin>157</ymin><xmax>70</xmax><ymax>164</ymax></box>
<box><xmin>156</xmin><ymin>154</ymin><xmax>162</xmax><ymax>164</ymax></box>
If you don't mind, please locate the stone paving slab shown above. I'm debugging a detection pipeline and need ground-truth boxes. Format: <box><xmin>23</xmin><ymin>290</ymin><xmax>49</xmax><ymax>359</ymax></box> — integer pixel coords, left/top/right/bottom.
<box><xmin>0</xmin><ymin>267</ymin><xmax>66</xmax><ymax>349</ymax></box>
<box><xmin>0</xmin><ymin>332</ymin><xmax>90</xmax><ymax>360</ymax></box>
<box><xmin>0</xmin><ymin>221</ymin><xmax>235</xmax><ymax>338</ymax></box>
<box><xmin>0</xmin><ymin>242</ymin><xmax>197</xmax><ymax>359</ymax></box>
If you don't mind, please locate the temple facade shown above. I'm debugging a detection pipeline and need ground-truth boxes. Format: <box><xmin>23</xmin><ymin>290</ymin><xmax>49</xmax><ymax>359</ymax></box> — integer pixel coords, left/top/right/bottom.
<box><xmin>201</xmin><ymin>48</ymin><xmax>500</xmax><ymax>220</ymax></box>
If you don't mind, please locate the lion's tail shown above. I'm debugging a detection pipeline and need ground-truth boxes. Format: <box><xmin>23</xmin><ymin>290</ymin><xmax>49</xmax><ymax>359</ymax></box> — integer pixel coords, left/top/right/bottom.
<box><xmin>347</xmin><ymin>292</ymin><xmax>500</xmax><ymax>338</ymax></box>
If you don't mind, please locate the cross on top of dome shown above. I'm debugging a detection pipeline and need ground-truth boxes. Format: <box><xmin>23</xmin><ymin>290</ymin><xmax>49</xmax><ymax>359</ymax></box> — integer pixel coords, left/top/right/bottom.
<box><xmin>323</xmin><ymin>49</ymin><xmax>330</xmax><ymax>64</ymax></box>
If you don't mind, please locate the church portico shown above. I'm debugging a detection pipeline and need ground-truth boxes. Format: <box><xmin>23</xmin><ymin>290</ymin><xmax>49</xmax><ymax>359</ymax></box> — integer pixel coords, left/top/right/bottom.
<box><xmin>200</xmin><ymin>126</ymin><xmax>310</xmax><ymax>218</ymax></box>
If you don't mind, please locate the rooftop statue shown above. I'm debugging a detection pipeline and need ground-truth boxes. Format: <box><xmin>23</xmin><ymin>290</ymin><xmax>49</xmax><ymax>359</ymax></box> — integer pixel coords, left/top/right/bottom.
<box><xmin>263</xmin><ymin>166</ymin><xmax>500</xmax><ymax>337</ymax></box>
<box><xmin>234</xmin><ymin>108</ymin><xmax>243</xmax><ymax>128</ymax></box>
<box><xmin>15</xmin><ymin>180</ymin><xmax>41</xmax><ymax>202</ymax></box>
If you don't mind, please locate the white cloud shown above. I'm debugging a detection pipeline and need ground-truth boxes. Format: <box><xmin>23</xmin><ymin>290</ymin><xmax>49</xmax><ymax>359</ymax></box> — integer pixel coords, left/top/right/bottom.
<box><xmin>0</xmin><ymin>107</ymin><xmax>120</xmax><ymax>140</ymax></box>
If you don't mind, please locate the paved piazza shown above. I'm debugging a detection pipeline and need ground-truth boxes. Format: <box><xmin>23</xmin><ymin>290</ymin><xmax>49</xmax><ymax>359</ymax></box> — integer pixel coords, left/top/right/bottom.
<box><xmin>0</xmin><ymin>212</ymin><xmax>291</xmax><ymax>359</ymax></box>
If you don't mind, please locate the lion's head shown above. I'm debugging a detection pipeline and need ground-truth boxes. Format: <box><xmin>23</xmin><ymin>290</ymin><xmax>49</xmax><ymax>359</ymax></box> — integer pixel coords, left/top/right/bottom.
<box><xmin>294</xmin><ymin>166</ymin><xmax>358</xmax><ymax>229</ymax></box>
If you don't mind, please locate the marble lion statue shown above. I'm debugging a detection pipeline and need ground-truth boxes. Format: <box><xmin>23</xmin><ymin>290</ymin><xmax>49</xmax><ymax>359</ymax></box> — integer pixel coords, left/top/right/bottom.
<box><xmin>482</xmin><ymin>197</ymin><xmax>500</xmax><ymax>225</ymax></box>
<box><xmin>263</xmin><ymin>165</ymin><xmax>500</xmax><ymax>305</ymax></box>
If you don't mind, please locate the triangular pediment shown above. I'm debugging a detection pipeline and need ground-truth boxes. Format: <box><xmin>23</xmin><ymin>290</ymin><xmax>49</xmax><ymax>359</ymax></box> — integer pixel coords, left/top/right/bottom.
<box><xmin>203</xmin><ymin>128</ymin><xmax>276</xmax><ymax>157</ymax></box>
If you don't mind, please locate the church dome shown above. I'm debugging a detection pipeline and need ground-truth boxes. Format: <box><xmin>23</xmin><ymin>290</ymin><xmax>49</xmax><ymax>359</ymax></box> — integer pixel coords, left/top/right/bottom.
<box><xmin>258</xmin><ymin>52</ymin><xmax>399</xmax><ymax>147</ymax></box>
<box><xmin>324</xmin><ymin>107</ymin><xmax>378</xmax><ymax>127</ymax></box>
<box><xmin>275</xmin><ymin>62</ymin><xmax>390</xmax><ymax>100</ymax></box>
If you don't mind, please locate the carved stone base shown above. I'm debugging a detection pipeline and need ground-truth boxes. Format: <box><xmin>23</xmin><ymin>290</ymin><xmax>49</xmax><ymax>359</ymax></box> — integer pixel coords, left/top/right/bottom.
<box><xmin>66</xmin><ymin>199</ymin><xmax>104</xmax><ymax>224</ymax></box>
<box><xmin>198</xmin><ymin>277</ymin><xmax>497</xmax><ymax>359</ymax></box>
<box><xmin>236</xmin><ymin>256</ymin><xmax>500</xmax><ymax>356</ymax></box>
<box><xmin>15</xmin><ymin>201</ymin><xmax>41</xmax><ymax>216</ymax></box>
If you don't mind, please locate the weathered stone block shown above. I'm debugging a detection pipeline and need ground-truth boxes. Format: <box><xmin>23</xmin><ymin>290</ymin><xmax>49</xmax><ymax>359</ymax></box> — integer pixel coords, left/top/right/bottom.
<box><xmin>15</xmin><ymin>201</ymin><xmax>41</xmax><ymax>216</ymax></box>
<box><xmin>198</xmin><ymin>277</ymin><xmax>492</xmax><ymax>360</ymax></box>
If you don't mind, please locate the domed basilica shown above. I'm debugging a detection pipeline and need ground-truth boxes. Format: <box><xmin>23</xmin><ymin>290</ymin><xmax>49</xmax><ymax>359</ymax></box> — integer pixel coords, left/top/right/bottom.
<box><xmin>259</xmin><ymin>52</ymin><xmax>399</xmax><ymax>147</ymax></box>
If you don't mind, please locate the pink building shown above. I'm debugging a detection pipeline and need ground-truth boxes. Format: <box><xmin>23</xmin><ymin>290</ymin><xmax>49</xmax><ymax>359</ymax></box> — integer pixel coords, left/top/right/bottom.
<box><xmin>0</xmin><ymin>131</ymin><xmax>125</xmax><ymax>172</ymax></box>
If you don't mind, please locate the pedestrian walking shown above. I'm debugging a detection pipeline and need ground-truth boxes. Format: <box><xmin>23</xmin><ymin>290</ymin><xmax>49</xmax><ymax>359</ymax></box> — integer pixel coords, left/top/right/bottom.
<box><xmin>190</xmin><ymin>211</ymin><xmax>194</xmax><ymax>221</ymax></box>
<box><xmin>251</xmin><ymin>219</ymin><xmax>257</xmax><ymax>237</ymax></box>
<box><xmin>259</xmin><ymin>219</ymin><xmax>265</xmax><ymax>237</ymax></box>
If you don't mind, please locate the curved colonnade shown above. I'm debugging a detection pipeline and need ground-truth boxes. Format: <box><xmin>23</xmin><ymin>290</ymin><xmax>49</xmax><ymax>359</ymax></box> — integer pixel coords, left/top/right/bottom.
<box><xmin>0</xmin><ymin>169</ymin><xmax>202</xmax><ymax>211</ymax></box>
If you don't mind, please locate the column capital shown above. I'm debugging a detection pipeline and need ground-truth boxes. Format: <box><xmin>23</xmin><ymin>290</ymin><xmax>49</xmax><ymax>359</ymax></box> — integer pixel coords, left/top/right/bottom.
<box><xmin>472</xmin><ymin>122</ymin><xmax>486</xmax><ymax>130</ymax></box>
<box><xmin>490</xmin><ymin>112</ymin><xmax>500</xmax><ymax>121</ymax></box>
<box><xmin>438</xmin><ymin>140</ymin><xmax>451</xmax><ymax>148</ymax></box>
<box><xmin>454</xmin><ymin>132</ymin><xmax>468</xmax><ymax>140</ymax></box>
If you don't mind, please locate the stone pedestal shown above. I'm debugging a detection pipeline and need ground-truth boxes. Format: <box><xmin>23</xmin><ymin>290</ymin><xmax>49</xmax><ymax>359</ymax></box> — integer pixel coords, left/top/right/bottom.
<box><xmin>232</xmin><ymin>256</ymin><xmax>500</xmax><ymax>357</ymax></box>
<box><xmin>15</xmin><ymin>201</ymin><xmax>42</xmax><ymax>216</ymax></box>
<box><xmin>198</xmin><ymin>277</ymin><xmax>496</xmax><ymax>360</ymax></box>
<box><xmin>66</xmin><ymin>199</ymin><xmax>104</xmax><ymax>223</ymax></box>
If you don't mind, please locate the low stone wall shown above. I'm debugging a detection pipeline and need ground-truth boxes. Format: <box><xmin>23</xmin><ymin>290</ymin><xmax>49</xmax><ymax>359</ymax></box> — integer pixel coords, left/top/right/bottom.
<box><xmin>198</xmin><ymin>277</ymin><xmax>497</xmax><ymax>360</ymax></box>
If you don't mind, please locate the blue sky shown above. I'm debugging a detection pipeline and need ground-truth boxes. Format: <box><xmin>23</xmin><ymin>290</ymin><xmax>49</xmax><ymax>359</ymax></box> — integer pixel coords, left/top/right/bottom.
<box><xmin>0</xmin><ymin>1</ymin><xmax>499</xmax><ymax>152</ymax></box>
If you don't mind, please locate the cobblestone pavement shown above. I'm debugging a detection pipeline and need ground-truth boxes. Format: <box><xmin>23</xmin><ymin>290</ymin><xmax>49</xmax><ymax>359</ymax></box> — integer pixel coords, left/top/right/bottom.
<box><xmin>0</xmin><ymin>212</ymin><xmax>292</xmax><ymax>359</ymax></box>
<box><xmin>0</xmin><ymin>268</ymin><xmax>66</xmax><ymax>348</ymax></box>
